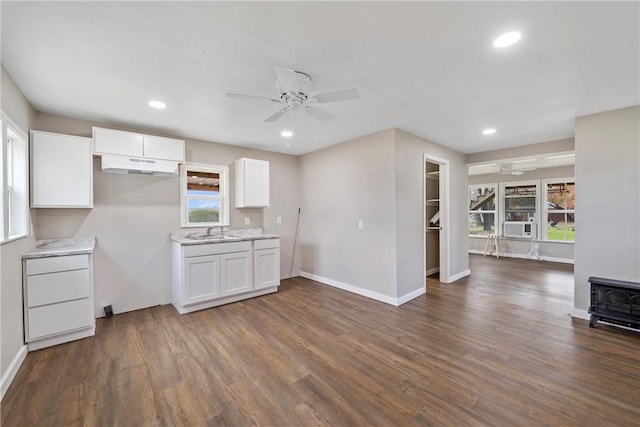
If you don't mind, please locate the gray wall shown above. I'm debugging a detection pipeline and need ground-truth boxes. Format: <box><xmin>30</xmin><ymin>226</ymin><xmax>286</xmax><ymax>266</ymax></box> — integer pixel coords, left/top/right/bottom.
<box><xmin>394</xmin><ymin>129</ymin><xmax>469</xmax><ymax>297</ymax></box>
<box><xmin>299</xmin><ymin>128</ymin><xmax>470</xmax><ymax>302</ymax></box>
<box><xmin>574</xmin><ymin>106</ymin><xmax>639</xmax><ymax>311</ymax></box>
<box><xmin>34</xmin><ymin>112</ymin><xmax>301</xmax><ymax>316</ymax></box>
<box><xmin>298</xmin><ymin>130</ymin><xmax>399</xmax><ymax>297</ymax></box>
<box><xmin>1</xmin><ymin>67</ymin><xmax>36</xmax><ymax>378</ymax></box>
<box><xmin>468</xmin><ymin>165</ymin><xmax>575</xmax><ymax>261</ymax></box>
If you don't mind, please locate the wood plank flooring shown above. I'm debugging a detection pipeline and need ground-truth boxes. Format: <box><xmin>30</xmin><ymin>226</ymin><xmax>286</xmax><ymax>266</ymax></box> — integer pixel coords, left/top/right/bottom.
<box><xmin>2</xmin><ymin>254</ymin><xmax>639</xmax><ymax>426</ymax></box>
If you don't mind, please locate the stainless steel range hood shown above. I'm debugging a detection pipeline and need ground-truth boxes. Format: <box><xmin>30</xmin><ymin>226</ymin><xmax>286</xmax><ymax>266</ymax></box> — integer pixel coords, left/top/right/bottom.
<box><xmin>101</xmin><ymin>154</ymin><xmax>179</xmax><ymax>176</ymax></box>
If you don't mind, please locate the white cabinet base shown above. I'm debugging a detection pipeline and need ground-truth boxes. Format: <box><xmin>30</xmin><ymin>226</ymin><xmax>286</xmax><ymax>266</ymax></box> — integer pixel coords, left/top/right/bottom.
<box><xmin>172</xmin><ymin>286</ymin><xmax>277</xmax><ymax>314</ymax></box>
<box><xmin>27</xmin><ymin>325</ymin><xmax>95</xmax><ymax>351</ymax></box>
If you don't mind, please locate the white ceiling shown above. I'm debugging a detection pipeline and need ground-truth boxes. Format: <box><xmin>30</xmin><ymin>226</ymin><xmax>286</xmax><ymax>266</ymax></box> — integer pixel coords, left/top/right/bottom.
<box><xmin>2</xmin><ymin>2</ymin><xmax>638</xmax><ymax>155</ymax></box>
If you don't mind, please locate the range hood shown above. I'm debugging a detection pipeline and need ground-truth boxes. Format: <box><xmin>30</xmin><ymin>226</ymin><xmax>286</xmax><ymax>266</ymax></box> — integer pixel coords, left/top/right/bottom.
<box><xmin>101</xmin><ymin>154</ymin><xmax>179</xmax><ymax>176</ymax></box>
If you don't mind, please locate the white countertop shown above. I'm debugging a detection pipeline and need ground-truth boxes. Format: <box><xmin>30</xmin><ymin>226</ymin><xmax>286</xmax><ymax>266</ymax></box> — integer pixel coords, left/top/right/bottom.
<box><xmin>171</xmin><ymin>228</ymin><xmax>279</xmax><ymax>245</ymax></box>
<box><xmin>22</xmin><ymin>237</ymin><xmax>96</xmax><ymax>259</ymax></box>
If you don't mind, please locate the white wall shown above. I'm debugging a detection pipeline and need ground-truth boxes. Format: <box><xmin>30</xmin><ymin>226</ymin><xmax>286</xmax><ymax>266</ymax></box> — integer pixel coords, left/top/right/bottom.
<box><xmin>34</xmin><ymin>112</ymin><xmax>301</xmax><ymax>316</ymax></box>
<box><xmin>1</xmin><ymin>67</ymin><xmax>36</xmax><ymax>382</ymax></box>
<box><xmin>468</xmin><ymin>165</ymin><xmax>575</xmax><ymax>262</ymax></box>
<box><xmin>574</xmin><ymin>106</ymin><xmax>639</xmax><ymax>311</ymax></box>
<box><xmin>299</xmin><ymin>130</ymin><xmax>399</xmax><ymax>298</ymax></box>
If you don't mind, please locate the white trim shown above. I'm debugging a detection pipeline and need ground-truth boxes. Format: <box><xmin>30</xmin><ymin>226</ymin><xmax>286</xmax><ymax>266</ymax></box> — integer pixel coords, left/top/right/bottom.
<box><xmin>397</xmin><ymin>287</ymin><xmax>426</xmax><ymax>305</ymax></box>
<box><xmin>571</xmin><ymin>308</ymin><xmax>590</xmax><ymax>320</ymax></box>
<box><xmin>300</xmin><ymin>271</ymin><xmax>401</xmax><ymax>306</ymax></box>
<box><xmin>445</xmin><ymin>269</ymin><xmax>471</xmax><ymax>283</ymax></box>
<box><xmin>0</xmin><ymin>345</ymin><xmax>27</xmax><ymax>400</ymax></box>
<box><xmin>425</xmin><ymin>267</ymin><xmax>439</xmax><ymax>276</ymax></box>
<box><xmin>469</xmin><ymin>249</ymin><xmax>574</xmax><ymax>264</ymax></box>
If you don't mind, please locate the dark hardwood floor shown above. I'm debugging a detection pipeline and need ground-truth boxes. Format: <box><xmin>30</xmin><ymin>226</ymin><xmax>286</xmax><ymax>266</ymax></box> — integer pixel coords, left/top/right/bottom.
<box><xmin>2</xmin><ymin>255</ymin><xmax>639</xmax><ymax>426</ymax></box>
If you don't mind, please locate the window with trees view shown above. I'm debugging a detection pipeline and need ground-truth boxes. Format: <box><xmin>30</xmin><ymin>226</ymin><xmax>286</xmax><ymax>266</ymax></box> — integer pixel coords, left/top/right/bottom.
<box><xmin>543</xmin><ymin>179</ymin><xmax>575</xmax><ymax>241</ymax></box>
<box><xmin>180</xmin><ymin>163</ymin><xmax>229</xmax><ymax>227</ymax></box>
<box><xmin>469</xmin><ymin>184</ymin><xmax>497</xmax><ymax>236</ymax></box>
<box><xmin>502</xmin><ymin>182</ymin><xmax>538</xmax><ymax>222</ymax></box>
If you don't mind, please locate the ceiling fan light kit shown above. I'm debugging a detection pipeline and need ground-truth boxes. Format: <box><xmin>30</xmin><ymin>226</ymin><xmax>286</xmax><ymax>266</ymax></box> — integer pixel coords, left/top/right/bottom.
<box><xmin>226</xmin><ymin>67</ymin><xmax>359</xmax><ymax>123</ymax></box>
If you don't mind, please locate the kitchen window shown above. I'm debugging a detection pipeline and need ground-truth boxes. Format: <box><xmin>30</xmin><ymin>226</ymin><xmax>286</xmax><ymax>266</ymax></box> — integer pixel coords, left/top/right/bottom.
<box><xmin>469</xmin><ymin>184</ymin><xmax>497</xmax><ymax>236</ymax></box>
<box><xmin>180</xmin><ymin>163</ymin><xmax>229</xmax><ymax>227</ymax></box>
<box><xmin>1</xmin><ymin>113</ymin><xmax>29</xmax><ymax>243</ymax></box>
<box><xmin>543</xmin><ymin>178</ymin><xmax>575</xmax><ymax>242</ymax></box>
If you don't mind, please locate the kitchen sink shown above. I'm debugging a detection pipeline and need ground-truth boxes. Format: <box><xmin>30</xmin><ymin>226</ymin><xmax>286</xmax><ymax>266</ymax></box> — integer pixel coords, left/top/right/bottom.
<box><xmin>184</xmin><ymin>233</ymin><xmax>239</xmax><ymax>241</ymax></box>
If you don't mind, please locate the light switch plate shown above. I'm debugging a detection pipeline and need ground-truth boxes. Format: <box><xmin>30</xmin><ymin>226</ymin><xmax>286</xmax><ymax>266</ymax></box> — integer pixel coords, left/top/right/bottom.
<box><xmin>276</xmin><ymin>216</ymin><xmax>282</xmax><ymax>224</ymax></box>
<box><xmin>358</xmin><ymin>220</ymin><xmax>364</xmax><ymax>230</ymax></box>
<box><xmin>245</xmin><ymin>217</ymin><xmax>251</xmax><ymax>225</ymax></box>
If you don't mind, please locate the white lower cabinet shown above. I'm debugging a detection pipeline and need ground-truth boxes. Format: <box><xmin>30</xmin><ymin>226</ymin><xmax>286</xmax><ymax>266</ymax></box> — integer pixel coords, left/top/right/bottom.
<box><xmin>172</xmin><ymin>238</ymin><xmax>280</xmax><ymax>314</ymax></box>
<box><xmin>23</xmin><ymin>253</ymin><xmax>95</xmax><ymax>350</ymax></box>
<box><xmin>254</xmin><ymin>239</ymin><xmax>280</xmax><ymax>290</ymax></box>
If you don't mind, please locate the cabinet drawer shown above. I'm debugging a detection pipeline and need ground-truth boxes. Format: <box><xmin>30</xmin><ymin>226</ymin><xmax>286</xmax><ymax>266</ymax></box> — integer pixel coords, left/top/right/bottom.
<box><xmin>27</xmin><ymin>298</ymin><xmax>92</xmax><ymax>340</ymax></box>
<box><xmin>183</xmin><ymin>241</ymin><xmax>251</xmax><ymax>258</ymax></box>
<box><xmin>27</xmin><ymin>269</ymin><xmax>90</xmax><ymax>308</ymax></box>
<box><xmin>26</xmin><ymin>254</ymin><xmax>89</xmax><ymax>276</ymax></box>
<box><xmin>254</xmin><ymin>238</ymin><xmax>280</xmax><ymax>250</ymax></box>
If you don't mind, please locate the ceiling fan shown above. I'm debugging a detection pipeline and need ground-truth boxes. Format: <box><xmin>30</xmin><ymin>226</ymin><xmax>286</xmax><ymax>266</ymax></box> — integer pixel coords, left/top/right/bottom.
<box><xmin>225</xmin><ymin>67</ymin><xmax>359</xmax><ymax>123</ymax></box>
<box><xmin>492</xmin><ymin>163</ymin><xmax>537</xmax><ymax>176</ymax></box>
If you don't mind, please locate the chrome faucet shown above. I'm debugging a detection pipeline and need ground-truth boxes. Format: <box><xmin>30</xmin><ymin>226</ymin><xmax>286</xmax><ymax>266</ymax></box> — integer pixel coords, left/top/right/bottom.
<box><xmin>218</xmin><ymin>226</ymin><xmax>225</xmax><ymax>236</ymax></box>
<box><xmin>206</xmin><ymin>226</ymin><xmax>213</xmax><ymax>236</ymax></box>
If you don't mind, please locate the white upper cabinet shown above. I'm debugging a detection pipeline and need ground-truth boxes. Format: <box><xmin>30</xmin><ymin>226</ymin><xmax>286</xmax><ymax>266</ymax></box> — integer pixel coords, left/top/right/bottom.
<box><xmin>31</xmin><ymin>131</ymin><xmax>93</xmax><ymax>208</ymax></box>
<box><xmin>93</xmin><ymin>127</ymin><xmax>184</xmax><ymax>162</ymax></box>
<box><xmin>143</xmin><ymin>134</ymin><xmax>185</xmax><ymax>162</ymax></box>
<box><xmin>234</xmin><ymin>158</ymin><xmax>269</xmax><ymax>208</ymax></box>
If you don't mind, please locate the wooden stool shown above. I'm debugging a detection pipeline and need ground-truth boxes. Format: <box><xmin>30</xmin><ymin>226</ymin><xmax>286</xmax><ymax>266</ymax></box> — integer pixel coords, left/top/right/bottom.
<box><xmin>484</xmin><ymin>234</ymin><xmax>502</xmax><ymax>258</ymax></box>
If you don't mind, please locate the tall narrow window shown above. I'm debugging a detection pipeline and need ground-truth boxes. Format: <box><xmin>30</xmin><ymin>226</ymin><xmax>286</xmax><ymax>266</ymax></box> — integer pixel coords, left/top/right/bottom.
<box><xmin>544</xmin><ymin>179</ymin><xmax>575</xmax><ymax>242</ymax></box>
<box><xmin>469</xmin><ymin>184</ymin><xmax>497</xmax><ymax>236</ymax></box>
<box><xmin>180</xmin><ymin>163</ymin><xmax>229</xmax><ymax>227</ymax></box>
<box><xmin>1</xmin><ymin>114</ymin><xmax>29</xmax><ymax>242</ymax></box>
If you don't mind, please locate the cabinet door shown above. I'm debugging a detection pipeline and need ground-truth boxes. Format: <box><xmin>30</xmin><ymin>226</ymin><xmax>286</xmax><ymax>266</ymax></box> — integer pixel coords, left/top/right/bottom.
<box><xmin>220</xmin><ymin>251</ymin><xmax>252</xmax><ymax>297</ymax></box>
<box><xmin>31</xmin><ymin>131</ymin><xmax>93</xmax><ymax>208</ymax></box>
<box><xmin>93</xmin><ymin>127</ymin><xmax>144</xmax><ymax>157</ymax></box>
<box><xmin>143</xmin><ymin>135</ymin><xmax>185</xmax><ymax>162</ymax></box>
<box><xmin>235</xmin><ymin>158</ymin><xmax>269</xmax><ymax>207</ymax></box>
<box><xmin>183</xmin><ymin>255</ymin><xmax>220</xmax><ymax>305</ymax></box>
<box><xmin>254</xmin><ymin>248</ymin><xmax>280</xmax><ymax>290</ymax></box>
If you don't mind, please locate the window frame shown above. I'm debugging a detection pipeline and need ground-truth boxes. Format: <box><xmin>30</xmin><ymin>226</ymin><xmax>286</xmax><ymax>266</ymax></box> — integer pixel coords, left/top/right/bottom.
<box><xmin>499</xmin><ymin>179</ymin><xmax>540</xmax><ymax>239</ymax></box>
<box><xmin>179</xmin><ymin>162</ymin><xmax>229</xmax><ymax>228</ymax></box>
<box><xmin>1</xmin><ymin>112</ymin><xmax>30</xmax><ymax>244</ymax></box>
<box><xmin>468</xmin><ymin>183</ymin><xmax>498</xmax><ymax>238</ymax></box>
<box><xmin>542</xmin><ymin>177</ymin><xmax>575</xmax><ymax>243</ymax></box>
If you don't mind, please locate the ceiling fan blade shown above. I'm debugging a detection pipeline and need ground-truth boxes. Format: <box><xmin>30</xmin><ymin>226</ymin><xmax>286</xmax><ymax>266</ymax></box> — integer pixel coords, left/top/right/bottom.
<box><xmin>515</xmin><ymin>167</ymin><xmax>536</xmax><ymax>172</ymax></box>
<box><xmin>304</xmin><ymin>106</ymin><xmax>335</xmax><ymax>122</ymax></box>
<box><xmin>225</xmin><ymin>93</ymin><xmax>281</xmax><ymax>103</ymax></box>
<box><xmin>274</xmin><ymin>67</ymin><xmax>299</xmax><ymax>93</ymax></box>
<box><xmin>511</xmin><ymin>171</ymin><xmax>525</xmax><ymax>175</ymax></box>
<box><xmin>312</xmin><ymin>88</ymin><xmax>360</xmax><ymax>103</ymax></box>
<box><xmin>264</xmin><ymin>106</ymin><xmax>291</xmax><ymax>123</ymax></box>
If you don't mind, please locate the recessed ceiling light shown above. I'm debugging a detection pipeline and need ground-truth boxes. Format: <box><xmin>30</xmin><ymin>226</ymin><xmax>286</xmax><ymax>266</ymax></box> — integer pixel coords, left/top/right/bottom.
<box><xmin>148</xmin><ymin>100</ymin><xmax>167</xmax><ymax>109</ymax></box>
<box><xmin>482</xmin><ymin>128</ymin><xmax>496</xmax><ymax>135</ymax></box>
<box><xmin>493</xmin><ymin>31</ymin><xmax>521</xmax><ymax>48</ymax></box>
<box><xmin>281</xmin><ymin>130</ymin><xmax>293</xmax><ymax>138</ymax></box>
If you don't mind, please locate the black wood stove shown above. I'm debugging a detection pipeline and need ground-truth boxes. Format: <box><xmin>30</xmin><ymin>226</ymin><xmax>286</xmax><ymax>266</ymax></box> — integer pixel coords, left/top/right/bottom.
<box><xmin>588</xmin><ymin>276</ymin><xmax>640</xmax><ymax>329</ymax></box>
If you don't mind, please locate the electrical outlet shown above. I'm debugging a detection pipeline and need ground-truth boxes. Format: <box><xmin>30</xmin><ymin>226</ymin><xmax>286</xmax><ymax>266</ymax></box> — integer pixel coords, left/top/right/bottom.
<box><xmin>244</xmin><ymin>217</ymin><xmax>250</xmax><ymax>225</ymax></box>
<box><xmin>276</xmin><ymin>216</ymin><xmax>282</xmax><ymax>224</ymax></box>
<box><xmin>358</xmin><ymin>220</ymin><xmax>364</xmax><ymax>230</ymax></box>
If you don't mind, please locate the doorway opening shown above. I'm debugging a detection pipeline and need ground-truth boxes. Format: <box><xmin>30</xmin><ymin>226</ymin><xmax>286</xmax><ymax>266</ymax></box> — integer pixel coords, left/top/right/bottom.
<box><xmin>424</xmin><ymin>154</ymin><xmax>449</xmax><ymax>287</ymax></box>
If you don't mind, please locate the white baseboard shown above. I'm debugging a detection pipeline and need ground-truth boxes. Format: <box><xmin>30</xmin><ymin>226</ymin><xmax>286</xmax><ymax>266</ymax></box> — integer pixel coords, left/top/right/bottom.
<box><xmin>300</xmin><ymin>271</ymin><xmax>424</xmax><ymax>306</ymax></box>
<box><xmin>397</xmin><ymin>287</ymin><xmax>426</xmax><ymax>305</ymax></box>
<box><xmin>571</xmin><ymin>308</ymin><xmax>590</xmax><ymax>320</ymax></box>
<box><xmin>469</xmin><ymin>249</ymin><xmax>574</xmax><ymax>264</ymax></box>
<box><xmin>1</xmin><ymin>345</ymin><xmax>27</xmax><ymax>400</ymax></box>
<box><xmin>445</xmin><ymin>269</ymin><xmax>471</xmax><ymax>283</ymax></box>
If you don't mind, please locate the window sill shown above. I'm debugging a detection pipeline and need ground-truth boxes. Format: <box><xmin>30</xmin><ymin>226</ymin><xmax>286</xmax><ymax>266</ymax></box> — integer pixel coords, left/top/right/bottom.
<box><xmin>0</xmin><ymin>233</ymin><xmax>28</xmax><ymax>246</ymax></box>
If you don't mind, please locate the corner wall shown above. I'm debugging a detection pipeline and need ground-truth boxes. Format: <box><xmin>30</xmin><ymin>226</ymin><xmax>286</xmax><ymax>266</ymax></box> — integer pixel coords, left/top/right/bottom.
<box><xmin>1</xmin><ymin>66</ymin><xmax>36</xmax><ymax>392</ymax></box>
<box><xmin>574</xmin><ymin>106</ymin><xmax>639</xmax><ymax>311</ymax></box>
